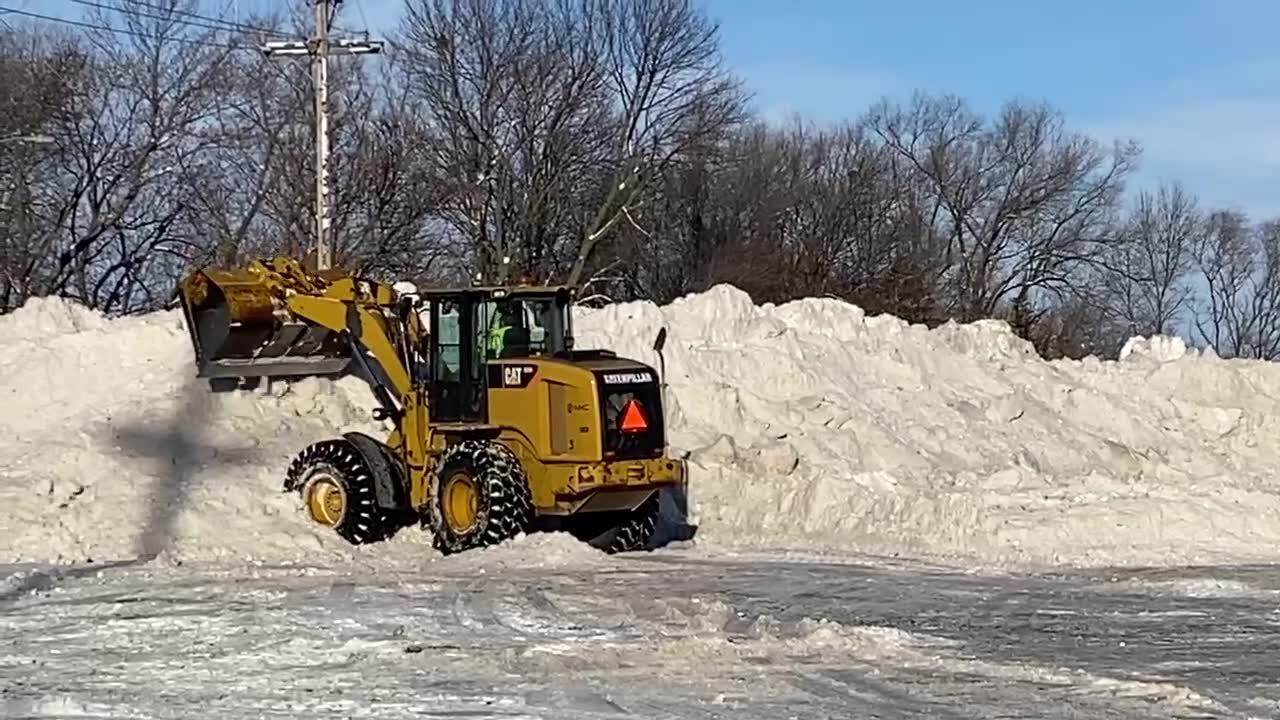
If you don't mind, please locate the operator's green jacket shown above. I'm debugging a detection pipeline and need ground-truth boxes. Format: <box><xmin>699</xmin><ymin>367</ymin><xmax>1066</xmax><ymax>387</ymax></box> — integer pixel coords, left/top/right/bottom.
<box><xmin>487</xmin><ymin>323</ymin><xmax>511</xmax><ymax>358</ymax></box>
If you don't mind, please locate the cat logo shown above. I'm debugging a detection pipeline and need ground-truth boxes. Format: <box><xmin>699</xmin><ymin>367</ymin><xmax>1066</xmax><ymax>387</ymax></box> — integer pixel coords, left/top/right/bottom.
<box><xmin>495</xmin><ymin>364</ymin><xmax>537</xmax><ymax>389</ymax></box>
<box><xmin>488</xmin><ymin>364</ymin><xmax>538</xmax><ymax>389</ymax></box>
<box><xmin>504</xmin><ymin>366</ymin><xmax>522</xmax><ymax>386</ymax></box>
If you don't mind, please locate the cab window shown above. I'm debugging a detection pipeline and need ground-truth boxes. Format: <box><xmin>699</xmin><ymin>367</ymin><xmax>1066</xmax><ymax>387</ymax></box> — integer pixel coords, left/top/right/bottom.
<box><xmin>482</xmin><ymin>297</ymin><xmax>565</xmax><ymax>359</ymax></box>
<box><xmin>434</xmin><ymin>301</ymin><xmax>461</xmax><ymax>380</ymax></box>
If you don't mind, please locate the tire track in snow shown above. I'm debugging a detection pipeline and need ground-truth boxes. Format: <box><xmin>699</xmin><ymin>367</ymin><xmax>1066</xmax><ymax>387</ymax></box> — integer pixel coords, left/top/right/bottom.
<box><xmin>2</xmin><ymin>554</ymin><xmax>1278</xmax><ymax>718</ymax></box>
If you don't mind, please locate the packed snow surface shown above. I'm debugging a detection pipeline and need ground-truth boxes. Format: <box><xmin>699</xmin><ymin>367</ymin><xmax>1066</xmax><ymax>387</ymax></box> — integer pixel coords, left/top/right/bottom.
<box><xmin>11</xmin><ymin>554</ymin><xmax>1277</xmax><ymax>719</ymax></box>
<box><xmin>3</xmin><ymin>285</ymin><xmax>1280</xmax><ymax>568</ymax></box>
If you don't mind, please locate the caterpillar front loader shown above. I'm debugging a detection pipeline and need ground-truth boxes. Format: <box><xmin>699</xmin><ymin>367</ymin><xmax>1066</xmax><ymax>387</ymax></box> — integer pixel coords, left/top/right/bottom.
<box><xmin>177</xmin><ymin>256</ymin><xmax>685</xmax><ymax>554</ymax></box>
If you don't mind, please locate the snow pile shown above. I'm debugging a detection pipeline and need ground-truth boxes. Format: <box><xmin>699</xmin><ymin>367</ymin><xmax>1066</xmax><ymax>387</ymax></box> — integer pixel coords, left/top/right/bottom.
<box><xmin>0</xmin><ymin>299</ymin><xmax>409</xmax><ymax>565</ymax></box>
<box><xmin>4</xmin><ymin>285</ymin><xmax>1280</xmax><ymax>568</ymax></box>
<box><xmin>575</xmin><ymin>285</ymin><xmax>1280</xmax><ymax>567</ymax></box>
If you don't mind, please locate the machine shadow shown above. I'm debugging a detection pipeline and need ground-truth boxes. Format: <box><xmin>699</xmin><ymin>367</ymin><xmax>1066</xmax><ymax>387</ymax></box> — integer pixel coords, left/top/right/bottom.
<box><xmin>110</xmin><ymin>376</ymin><xmax>262</xmax><ymax>561</ymax></box>
<box><xmin>0</xmin><ymin>376</ymin><xmax>262</xmax><ymax>604</ymax></box>
<box><xmin>653</xmin><ymin>483</ymin><xmax>698</xmax><ymax>548</ymax></box>
<box><xmin>0</xmin><ymin>377</ymin><xmax>262</xmax><ymax>608</ymax></box>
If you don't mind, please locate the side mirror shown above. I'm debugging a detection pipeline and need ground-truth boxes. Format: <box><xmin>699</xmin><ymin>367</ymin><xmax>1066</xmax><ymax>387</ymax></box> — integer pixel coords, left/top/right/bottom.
<box><xmin>653</xmin><ymin>327</ymin><xmax>667</xmax><ymax>353</ymax></box>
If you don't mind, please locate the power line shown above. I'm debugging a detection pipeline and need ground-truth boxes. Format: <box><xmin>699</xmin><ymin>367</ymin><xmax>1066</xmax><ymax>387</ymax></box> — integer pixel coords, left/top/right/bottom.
<box><xmin>0</xmin><ymin>5</ymin><xmax>254</xmax><ymax>50</ymax></box>
<box><xmin>66</xmin><ymin>0</ymin><xmax>288</xmax><ymax>39</ymax></box>
<box><xmin>351</xmin><ymin>0</ymin><xmax>371</xmax><ymax>33</ymax></box>
<box><xmin>119</xmin><ymin>0</ymin><xmax>288</xmax><ymax>38</ymax></box>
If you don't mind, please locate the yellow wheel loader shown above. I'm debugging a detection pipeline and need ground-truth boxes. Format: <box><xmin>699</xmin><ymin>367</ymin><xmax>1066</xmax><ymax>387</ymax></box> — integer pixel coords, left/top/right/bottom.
<box><xmin>176</xmin><ymin>257</ymin><xmax>686</xmax><ymax>555</ymax></box>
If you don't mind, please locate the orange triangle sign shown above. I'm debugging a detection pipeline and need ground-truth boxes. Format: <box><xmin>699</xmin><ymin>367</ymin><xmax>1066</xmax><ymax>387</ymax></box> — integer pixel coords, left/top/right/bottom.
<box><xmin>619</xmin><ymin>399</ymin><xmax>649</xmax><ymax>433</ymax></box>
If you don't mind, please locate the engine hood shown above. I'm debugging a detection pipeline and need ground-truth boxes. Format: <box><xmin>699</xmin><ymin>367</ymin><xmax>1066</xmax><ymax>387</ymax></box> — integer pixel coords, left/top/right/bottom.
<box><xmin>548</xmin><ymin>351</ymin><xmax>658</xmax><ymax>378</ymax></box>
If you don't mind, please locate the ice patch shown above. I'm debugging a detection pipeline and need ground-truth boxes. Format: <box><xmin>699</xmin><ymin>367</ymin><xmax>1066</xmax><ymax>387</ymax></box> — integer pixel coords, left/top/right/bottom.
<box><xmin>1098</xmin><ymin>576</ymin><xmax>1280</xmax><ymax>599</ymax></box>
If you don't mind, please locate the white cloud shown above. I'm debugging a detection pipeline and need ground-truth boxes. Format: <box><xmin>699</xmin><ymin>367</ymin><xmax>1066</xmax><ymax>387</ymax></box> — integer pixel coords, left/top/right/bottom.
<box><xmin>1087</xmin><ymin>99</ymin><xmax>1280</xmax><ymax>219</ymax></box>
<box><xmin>1081</xmin><ymin>59</ymin><xmax>1280</xmax><ymax>219</ymax></box>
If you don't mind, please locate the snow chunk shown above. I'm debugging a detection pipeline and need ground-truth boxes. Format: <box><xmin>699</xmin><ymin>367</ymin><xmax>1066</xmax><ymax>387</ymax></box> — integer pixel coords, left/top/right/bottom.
<box><xmin>1118</xmin><ymin>334</ymin><xmax>1188</xmax><ymax>363</ymax></box>
<box><xmin>4</xmin><ymin>294</ymin><xmax>112</xmax><ymax>340</ymax></box>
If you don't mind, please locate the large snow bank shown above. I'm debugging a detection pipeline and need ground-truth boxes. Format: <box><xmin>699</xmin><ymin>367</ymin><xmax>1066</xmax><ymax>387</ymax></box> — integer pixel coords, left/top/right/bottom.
<box><xmin>3</xmin><ymin>286</ymin><xmax>1280</xmax><ymax>568</ymax></box>
<box><xmin>577</xmin><ymin>286</ymin><xmax>1280</xmax><ymax>567</ymax></box>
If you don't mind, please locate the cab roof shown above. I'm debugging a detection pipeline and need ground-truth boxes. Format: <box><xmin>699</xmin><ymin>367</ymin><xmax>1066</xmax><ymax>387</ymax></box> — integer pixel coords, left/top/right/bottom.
<box><xmin>417</xmin><ymin>285</ymin><xmax>574</xmax><ymax>300</ymax></box>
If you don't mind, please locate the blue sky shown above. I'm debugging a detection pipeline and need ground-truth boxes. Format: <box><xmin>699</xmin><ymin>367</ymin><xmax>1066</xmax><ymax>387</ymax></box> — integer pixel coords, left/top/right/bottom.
<box><xmin>697</xmin><ymin>0</ymin><xmax>1280</xmax><ymax>218</ymax></box>
<box><xmin>23</xmin><ymin>0</ymin><xmax>1280</xmax><ymax>218</ymax></box>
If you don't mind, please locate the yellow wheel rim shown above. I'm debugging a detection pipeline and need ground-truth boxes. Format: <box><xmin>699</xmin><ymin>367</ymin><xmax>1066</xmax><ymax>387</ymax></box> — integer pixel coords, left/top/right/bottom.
<box><xmin>443</xmin><ymin>472</ymin><xmax>480</xmax><ymax>534</ymax></box>
<box><xmin>305</xmin><ymin>475</ymin><xmax>346</xmax><ymax>527</ymax></box>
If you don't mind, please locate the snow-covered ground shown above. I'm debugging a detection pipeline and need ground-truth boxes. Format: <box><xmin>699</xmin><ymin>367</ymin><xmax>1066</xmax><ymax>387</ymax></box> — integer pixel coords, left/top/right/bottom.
<box><xmin>3</xmin><ymin>548</ymin><xmax>1279</xmax><ymax>718</ymax></box>
<box><xmin>5</xmin><ymin>285</ymin><xmax>1280</xmax><ymax>717</ymax></box>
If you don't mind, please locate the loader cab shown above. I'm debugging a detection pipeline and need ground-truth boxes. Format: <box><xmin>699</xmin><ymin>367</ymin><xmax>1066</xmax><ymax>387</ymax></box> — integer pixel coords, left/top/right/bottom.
<box><xmin>424</xmin><ymin>286</ymin><xmax>574</xmax><ymax>424</ymax></box>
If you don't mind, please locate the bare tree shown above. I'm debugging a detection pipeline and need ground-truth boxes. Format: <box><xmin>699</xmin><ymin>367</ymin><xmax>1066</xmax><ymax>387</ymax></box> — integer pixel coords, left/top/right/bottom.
<box><xmin>6</xmin><ymin>0</ymin><xmax>1257</xmax><ymax>371</ymax></box>
<box><xmin>335</xmin><ymin>67</ymin><xmax>454</xmax><ymax>281</ymax></box>
<box><xmin>0</xmin><ymin>25</ymin><xmax>87</xmax><ymax>311</ymax></box>
<box><xmin>398</xmin><ymin>0</ymin><xmax>596</xmax><ymax>282</ymax></box>
<box><xmin>166</xmin><ymin>3</ymin><xmax>448</xmax><ymax>282</ymax></box>
<box><xmin>1191</xmin><ymin>211</ymin><xmax>1280</xmax><ymax>359</ymax></box>
<box><xmin>398</xmin><ymin>0</ymin><xmax>745</xmax><ymax>286</ymax></box>
<box><xmin>1098</xmin><ymin>182</ymin><xmax>1201</xmax><ymax>337</ymax></box>
<box><xmin>564</xmin><ymin>0</ymin><xmax>746</xmax><ymax>287</ymax></box>
<box><xmin>177</xmin><ymin>23</ymin><xmax>302</xmax><ymax>267</ymax></box>
<box><xmin>866</xmin><ymin>94</ymin><xmax>1138</xmax><ymax>333</ymax></box>
<box><xmin>15</xmin><ymin>1</ymin><xmax>243</xmax><ymax>312</ymax></box>
<box><xmin>618</xmin><ymin>120</ymin><xmax>793</xmax><ymax>302</ymax></box>
<box><xmin>1028</xmin><ymin>292</ymin><xmax>1126</xmax><ymax>359</ymax></box>
<box><xmin>1194</xmin><ymin>209</ymin><xmax>1257</xmax><ymax>357</ymax></box>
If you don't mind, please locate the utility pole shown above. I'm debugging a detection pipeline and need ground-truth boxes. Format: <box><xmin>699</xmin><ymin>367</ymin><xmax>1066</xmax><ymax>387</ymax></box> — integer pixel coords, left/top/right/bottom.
<box><xmin>262</xmin><ymin>1</ymin><xmax>383</xmax><ymax>270</ymax></box>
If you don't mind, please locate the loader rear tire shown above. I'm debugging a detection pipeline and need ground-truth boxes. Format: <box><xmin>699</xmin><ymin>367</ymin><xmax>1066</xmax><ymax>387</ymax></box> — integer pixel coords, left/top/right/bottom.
<box><xmin>606</xmin><ymin>492</ymin><xmax>660</xmax><ymax>553</ymax></box>
<box><xmin>284</xmin><ymin>438</ymin><xmax>401</xmax><ymax>546</ymax></box>
<box><xmin>425</xmin><ymin>440</ymin><xmax>533</xmax><ymax>555</ymax></box>
<box><xmin>574</xmin><ymin>491</ymin><xmax>661</xmax><ymax>554</ymax></box>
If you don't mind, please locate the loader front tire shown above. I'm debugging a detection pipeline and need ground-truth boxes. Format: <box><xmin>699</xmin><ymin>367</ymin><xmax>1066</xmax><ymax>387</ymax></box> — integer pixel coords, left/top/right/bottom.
<box><xmin>425</xmin><ymin>440</ymin><xmax>533</xmax><ymax>555</ymax></box>
<box><xmin>284</xmin><ymin>438</ymin><xmax>401</xmax><ymax>545</ymax></box>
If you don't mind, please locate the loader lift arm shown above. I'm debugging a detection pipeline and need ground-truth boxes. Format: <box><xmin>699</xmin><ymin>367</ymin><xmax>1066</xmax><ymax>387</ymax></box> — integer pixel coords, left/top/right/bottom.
<box><xmin>286</xmin><ymin>289</ymin><xmax>416</xmax><ymax>406</ymax></box>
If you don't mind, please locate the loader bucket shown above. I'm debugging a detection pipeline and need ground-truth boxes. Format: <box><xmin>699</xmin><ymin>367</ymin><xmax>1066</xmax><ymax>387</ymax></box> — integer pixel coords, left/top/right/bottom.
<box><xmin>177</xmin><ymin>267</ymin><xmax>352</xmax><ymax>380</ymax></box>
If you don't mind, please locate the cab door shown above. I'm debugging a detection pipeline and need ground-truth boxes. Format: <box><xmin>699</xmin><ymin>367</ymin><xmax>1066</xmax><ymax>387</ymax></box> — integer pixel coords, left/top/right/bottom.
<box><xmin>428</xmin><ymin>295</ymin><xmax>488</xmax><ymax>424</ymax></box>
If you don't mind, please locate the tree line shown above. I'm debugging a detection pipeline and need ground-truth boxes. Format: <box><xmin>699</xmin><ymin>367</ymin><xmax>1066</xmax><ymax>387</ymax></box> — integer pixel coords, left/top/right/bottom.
<box><xmin>0</xmin><ymin>0</ymin><xmax>1275</xmax><ymax>361</ymax></box>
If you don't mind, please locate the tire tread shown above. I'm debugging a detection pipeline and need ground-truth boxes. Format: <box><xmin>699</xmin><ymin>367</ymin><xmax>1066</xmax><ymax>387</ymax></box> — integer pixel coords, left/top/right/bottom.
<box><xmin>426</xmin><ymin>440</ymin><xmax>533</xmax><ymax>555</ymax></box>
<box><xmin>283</xmin><ymin>438</ymin><xmax>401</xmax><ymax>545</ymax></box>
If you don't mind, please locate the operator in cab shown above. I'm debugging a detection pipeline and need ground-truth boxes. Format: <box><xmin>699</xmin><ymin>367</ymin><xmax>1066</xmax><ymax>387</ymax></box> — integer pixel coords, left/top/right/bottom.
<box><xmin>486</xmin><ymin>300</ymin><xmax>531</xmax><ymax>359</ymax></box>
